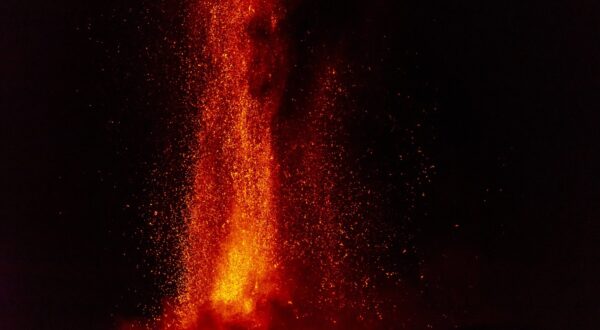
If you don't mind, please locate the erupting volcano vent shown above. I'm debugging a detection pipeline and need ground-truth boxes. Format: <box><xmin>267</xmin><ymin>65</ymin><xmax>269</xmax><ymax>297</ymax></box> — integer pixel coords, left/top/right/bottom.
<box><xmin>130</xmin><ymin>0</ymin><xmax>430</xmax><ymax>329</ymax></box>
<box><xmin>172</xmin><ymin>0</ymin><xmax>289</xmax><ymax>328</ymax></box>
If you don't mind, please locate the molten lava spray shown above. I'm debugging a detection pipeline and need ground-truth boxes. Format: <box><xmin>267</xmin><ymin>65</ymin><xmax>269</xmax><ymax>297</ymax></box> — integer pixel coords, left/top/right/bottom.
<box><xmin>172</xmin><ymin>0</ymin><xmax>289</xmax><ymax>328</ymax></box>
<box><xmin>140</xmin><ymin>0</ymin><xmax>423</xmax><ymax>329</ymax></box>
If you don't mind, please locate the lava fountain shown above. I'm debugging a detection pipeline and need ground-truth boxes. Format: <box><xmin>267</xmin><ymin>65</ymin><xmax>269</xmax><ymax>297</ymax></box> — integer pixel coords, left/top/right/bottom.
<box><xmin>171</xmin><ymin>0</ymin><xmax>289</xmax><ymax>328</ymax></box>
<box><xmin>135</xmin><ymin>0</ymin><xmax>414</xmax><ymax>328</ymax></box>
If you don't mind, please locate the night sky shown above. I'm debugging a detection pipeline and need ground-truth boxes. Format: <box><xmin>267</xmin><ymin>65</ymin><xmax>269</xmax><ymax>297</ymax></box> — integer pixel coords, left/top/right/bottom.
<box><xmin>2</xmin><ymin>0</ymin><xmax>599</xmax><ymax>329</ymax></box>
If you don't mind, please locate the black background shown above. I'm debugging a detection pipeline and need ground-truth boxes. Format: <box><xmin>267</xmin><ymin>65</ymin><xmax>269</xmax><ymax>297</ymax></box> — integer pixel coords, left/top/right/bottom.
<box><xmin>2</xmin><ymin>0</ymin><xmax>599</xmax><ymax>329</ymax></box>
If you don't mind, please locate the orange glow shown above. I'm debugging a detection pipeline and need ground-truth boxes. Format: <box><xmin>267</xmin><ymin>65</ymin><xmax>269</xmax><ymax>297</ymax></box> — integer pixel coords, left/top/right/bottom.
<box><xmin>172</xmin><ymin>0</ymin><xmax>288</xmax><ymax>328</ymax></box>
<box><xmin>112</xmin><ymin>0</ymin><xmax>433</xmax><ymax>329</ymax></box>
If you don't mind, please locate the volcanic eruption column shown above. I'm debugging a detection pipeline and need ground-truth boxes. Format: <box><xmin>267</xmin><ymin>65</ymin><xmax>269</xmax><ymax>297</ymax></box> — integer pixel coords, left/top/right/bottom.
<box><xmin>175</xmin><ymin>0</ymin><xmax>289</xmax><ymax>327</ymax></box>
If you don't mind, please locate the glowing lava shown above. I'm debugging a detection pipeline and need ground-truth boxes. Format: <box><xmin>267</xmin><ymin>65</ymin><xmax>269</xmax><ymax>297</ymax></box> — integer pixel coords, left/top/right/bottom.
<box><xmin>173</xmin><ymin>0</ymin><xmax>288</xmax><ymax>328</ymax></box>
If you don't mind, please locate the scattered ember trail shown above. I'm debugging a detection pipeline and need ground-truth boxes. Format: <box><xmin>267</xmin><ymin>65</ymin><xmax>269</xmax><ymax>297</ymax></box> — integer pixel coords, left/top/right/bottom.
<box><xmin>170</xmin><ymin>0</ymin><xmax>289</xmax><ymax>328</ymax></box>
<box><xmin>134</xmin><ymin>1</ymin><xmax>427</xmax><ymax>329</ymax></box>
